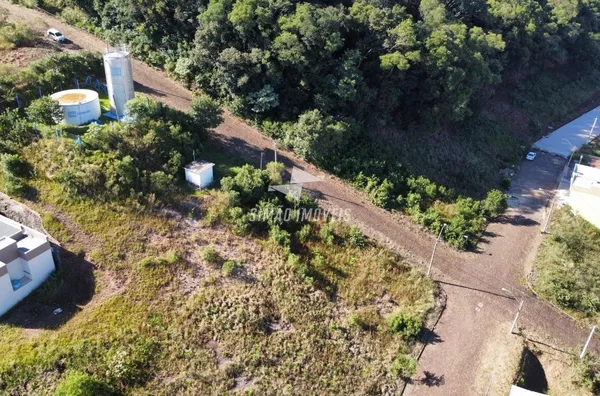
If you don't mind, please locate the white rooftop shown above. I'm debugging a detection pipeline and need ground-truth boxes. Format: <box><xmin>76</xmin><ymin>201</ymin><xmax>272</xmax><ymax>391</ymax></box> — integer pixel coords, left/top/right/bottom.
<box><xmin>185</xmin><ymin>161</ymin><xmax>215</xmax><ymax>174</ymax></box>
<box><xmin>573</xmin><ymin>163</ymin><xmax>600</xmax><ymax>182</ymax></box>
<box><xmin>0</xmin><ymin>221</ymin><xmax>19</xmax><ymax>238</ymax></box>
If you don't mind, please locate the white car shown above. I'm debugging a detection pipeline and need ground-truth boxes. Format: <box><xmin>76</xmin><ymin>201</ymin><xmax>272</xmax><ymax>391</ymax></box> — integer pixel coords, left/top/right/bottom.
<box><xmin>46</xmin><ymin>28</ymin><xmax>66</xmax><ymax>43</ymax></box>
<box><xmin>526</xmin><ymin>152</ymin><xmax>536</xmax><ymax>161</ymax></box>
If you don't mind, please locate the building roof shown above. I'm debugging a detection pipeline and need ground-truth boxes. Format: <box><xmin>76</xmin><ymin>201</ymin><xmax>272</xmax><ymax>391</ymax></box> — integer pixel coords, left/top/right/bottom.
<box><xmin>571</xmin><ymin>163</ymin><xmax>600</xmax><ymax>197</ymax></box>
<box><xmin>0</xmin><ymin>216</ymin><xmax>50</xmax><ymax>269</ymax></box>
<box><xmin>0</xmin><ymin>220</ymin><xmax>19</xmax><ymax>239</ymax></box>
<box><xmin>184</xmin><ymin>160</ymin><xmax>215</xmax><ymax>174</ymax></box>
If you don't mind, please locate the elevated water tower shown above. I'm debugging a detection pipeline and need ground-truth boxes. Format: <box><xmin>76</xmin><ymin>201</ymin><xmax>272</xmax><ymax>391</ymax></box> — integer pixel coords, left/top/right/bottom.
<box><xmin>103</xmin><ymin>45</ymin><xmax>135</xmax><ymax>119</ymax></box>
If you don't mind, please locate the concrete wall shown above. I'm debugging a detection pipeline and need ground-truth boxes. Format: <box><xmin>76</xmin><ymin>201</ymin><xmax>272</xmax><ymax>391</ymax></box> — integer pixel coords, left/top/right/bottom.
<box><xmin>185</xmin><ymin>168</ymin><xmax>213</xmax><ymax>189</ymax></box>
<box><xmin>200</xmin><ymin>168</ymin><xmax>214</xmax><ymax>189</ymax></box>
<box><xmin>0</xmin><ymin>249</ymin><xmax>55</xmax><ymax>317</ymax></box>
<box><xmin>568</xmin><ymin>190</ymin><xmax>600</xmax><ymax>229</ymax></box>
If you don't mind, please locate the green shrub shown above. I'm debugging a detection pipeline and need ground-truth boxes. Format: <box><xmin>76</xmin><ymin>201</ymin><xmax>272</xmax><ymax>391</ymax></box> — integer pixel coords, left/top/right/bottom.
<box><xmin>0</xmin><ymin>109</ymin><xmax>32</xmax><ymax>153</ymax></box>
<box><xmin>190</xmin><ymin>94</ymin><xmax>223</xmax><ymax>130</ymax></box>
<box><xmin>388</xmin><ymin>313</ymin><xmax>422</xmax><ymax>340</ymax></box>
<box><xmin>347</xmin><ymin>226</ymin><xmax>366</xmax><ymax>248</ymax></box>
<box><xmin>104</xmin><ymin>337</ymin><xmax>156</xmax><ymax>386</ymax></box>
<box><xmin>369</xmin><ymin>178</ymin><xmax>395</xmax><ymax>208</ymax></box>
<box><xmin>389</xmin><ymin>354</ymin><xmax>417</xmax><ymax>379</ymax></box>
<box><xmin>61</xmin><ymin>7</ymin><xmax>89</xmax><ymax>27</ymax></box>
<box><xmin>54</xmin><ymin>371</ymin><xmax>113</xmax><ymax>396</ymax></box>
<box><xmin>297</xmin><ymin>223</ymin><xmax>313</xmax><ymax>243</ymax></box>
<box><xmin>221</xmin><ymin>165</ymin><xmax>271</xmax><ymax>207</ymax></box>
<box><xmin>319</xmin><ymin>223</ymin><xmax>335</xmax><ymax>246</ymax></box>
<box><xmin>201</xmin><ymin>246</ymin><xmax>222</xmax><ymax>265</ymax></box>
<box><xmin>0</xmin><ymin>153</ymin><xmax>30</xmax><ymax>195</ymax></box>
<box><xmin>0</xmin><ymin>23</ymin><xmax>35</xmax><ymax>49</ymax></box>
<box><xmin>1</xmin><ymin>153</ymin><xmax>30</xmax><ymax>178</ymax></box>
<box><xmin>222</xmin><ymin>260</ymin><xmax>238</xmax><ymax>277</ymax></box>
<box><xmin>574</xmin><ymin>354</ymin><xmax>600</xmax><ymax>394</ymax></box>
<box><xmin>269</xmin><ymin>224</ymin><xmax>291</xmax><ymax>248</ymax></box>
<box><xmin>482</xmin><ymin>189</ymin><xmax>508</xmax><ymax>219</ymax></box>
<box><xmin>26</xmin><ymin>96</ymin><xmax>63</xmax><ymax>125</ymax></box>
<box><xmin>138</xmin><ymin>250</ymin><xmax>181</xmax><ymax>269</ymax></box>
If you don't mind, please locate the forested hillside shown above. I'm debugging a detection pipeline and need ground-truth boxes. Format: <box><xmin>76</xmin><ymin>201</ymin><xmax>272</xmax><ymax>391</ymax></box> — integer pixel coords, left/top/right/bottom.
<box><xmin>13</xmin><ymin>0</ymin><xmax>600</xmax><ymax>246</ymax></box>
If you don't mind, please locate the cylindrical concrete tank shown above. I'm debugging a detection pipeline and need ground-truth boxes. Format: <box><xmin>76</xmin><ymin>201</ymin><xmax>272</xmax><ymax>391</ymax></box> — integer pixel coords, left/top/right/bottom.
<box><xmin>103</xmin><ymin>45</ymin><xmax>135</xmax><ymax>119</ymax></box>
<box><xmin>50</xmin><ymin>89</ymin><xmax>101</xmax><ymax>126</ymax></box>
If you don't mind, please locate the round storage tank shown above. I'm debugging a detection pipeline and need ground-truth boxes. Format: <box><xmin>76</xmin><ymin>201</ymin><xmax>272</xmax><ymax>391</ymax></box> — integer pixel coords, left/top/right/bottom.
<box><xmin>103</xmin><ymin>46</ymin><xmax>135</xmax><ymax>119</ymax></box>
<box><xmin>50</xmin><ymin>89</ymin><xmax>101</xmax><ymax>126</ymax></box>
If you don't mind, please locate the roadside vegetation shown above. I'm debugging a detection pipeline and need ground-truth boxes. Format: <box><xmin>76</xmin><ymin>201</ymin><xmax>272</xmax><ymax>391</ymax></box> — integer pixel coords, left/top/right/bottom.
<box><xmin>0</xmin><ymin>6</ymin><xmax>34</xmax><ymax>49</ymax></box>
<box><xmin>0</xmin><ymin>50</ymin><xmax>435</xmax><ymax>394</ymax></box>
<box><xmin>533</xmin><ymin>207</ymin><xmax>600</xmax><ymax>322</ymax></box>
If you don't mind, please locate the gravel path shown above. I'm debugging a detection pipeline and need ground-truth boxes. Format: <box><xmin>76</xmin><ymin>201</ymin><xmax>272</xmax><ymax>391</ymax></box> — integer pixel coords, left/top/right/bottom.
<box><xmin>3</xmin><ymin>2</ymin><xmax>597</xmax><ymax>394</ymax></box>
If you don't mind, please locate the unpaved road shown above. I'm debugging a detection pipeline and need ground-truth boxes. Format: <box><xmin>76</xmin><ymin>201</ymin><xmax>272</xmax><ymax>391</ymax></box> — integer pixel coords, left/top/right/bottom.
<box><xmin>3</xmin><ymin>2</ymin><xmax>598</xmax><ymax>394</ymax></box>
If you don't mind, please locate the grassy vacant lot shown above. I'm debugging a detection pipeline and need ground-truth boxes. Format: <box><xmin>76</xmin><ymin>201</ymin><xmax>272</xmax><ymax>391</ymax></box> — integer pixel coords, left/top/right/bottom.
<box><xmin>0</xmin><ymin>135</ymin><xmax>435</xmax><ymax>394</ymax></box>
<box><xmin>533</xmin><ymin>207</ymin><xmax>600</xmax><ymax>323</ymax></box>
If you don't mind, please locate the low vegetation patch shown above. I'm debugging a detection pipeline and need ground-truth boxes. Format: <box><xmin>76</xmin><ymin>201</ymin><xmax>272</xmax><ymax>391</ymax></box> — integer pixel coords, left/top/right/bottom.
<box><xmin>533</xmin><ymin>207</ymin><xmax>600</xmax><ymax>321</ymax></box>
<box><xmin>0</xmin><ymin>50</ymin><xmax>435</xmax><ymax>393</ymax></box>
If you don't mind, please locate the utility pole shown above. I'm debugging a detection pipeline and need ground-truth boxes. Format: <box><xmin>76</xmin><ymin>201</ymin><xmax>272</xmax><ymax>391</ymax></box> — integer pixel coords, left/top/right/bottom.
<box><xmin>580</xmin><ymin>326</ymin><xmax>597</xmax><ymax>359</ymax></box>
<box><xmin>589</xmin><ymin>117</ymin><xmax>597</xmax><ymax>142</ymax></box>
<box><xmin>274</xmin><ymin>142</ymin><xmax>278</xmax><ymax>163</ymax></box>
<box><xmin>260</xmin><ymin>151</ymin><xmax>264</xmax><ymax>170</ymax></box>
<box><xmin>502</xmin><ymin>288</ymin><xmax>523</xmax><ymax>335</ymax></box>
<box><xmin>427</xmin><ymin>223</ymin><xmax>447</xmax><ymax>276</ymax></box>
<box><xmin>509</xmin><ymin>300</ymin><xmax>524</xmax><ymax>335</ymax></box>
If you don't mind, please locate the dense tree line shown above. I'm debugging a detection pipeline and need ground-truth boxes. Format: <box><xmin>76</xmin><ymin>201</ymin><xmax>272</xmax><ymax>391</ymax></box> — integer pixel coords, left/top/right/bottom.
<box><xmin>13</xmin><ymin>0</ymin><xmax>599</xmax><ymax>246</ymax></box>
<box><xmin>40</xmin><ymin>0</ymin><xmax>600</xmax><ymax>132</ymax></box>
<box><xmin>28</xmin><ymin>0</ymin><xmax>600</xmax><ymax>182</ymax></box>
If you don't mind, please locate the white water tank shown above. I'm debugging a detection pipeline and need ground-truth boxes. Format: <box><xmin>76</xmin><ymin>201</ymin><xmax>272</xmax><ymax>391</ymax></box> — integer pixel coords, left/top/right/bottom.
<box><xmin>50</xmin><ymin>89</ymin><xmax>101</xmax><ymax>125</ymax></box>
<box><xmin>103</xmin><ymin>45</ymin><xmax>135</xmax><ymax>119</ymax></box>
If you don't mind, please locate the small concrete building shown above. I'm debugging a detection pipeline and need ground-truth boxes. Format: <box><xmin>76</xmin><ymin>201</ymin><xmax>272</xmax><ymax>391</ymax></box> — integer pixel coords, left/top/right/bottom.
<box><xmin>568</xmin><ymin>163</ymin><xmax>600</xmax><ymax>229</ymax></box>
<box><xmin>0</xmin><ymin>215</ymin><xmax>55</xmax><ymax>317</ymax></box>
<box><xmin>184</xmin><ymin>161</ymin><xmax>215</xmax><ymax>189</ymax></box>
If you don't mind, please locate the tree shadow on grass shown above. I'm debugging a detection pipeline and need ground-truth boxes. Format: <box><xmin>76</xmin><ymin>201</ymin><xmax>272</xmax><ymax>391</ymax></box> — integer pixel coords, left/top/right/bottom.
<box><xmin>0</xmin><ymin>245</ymin><xmax>96</xmax><ymax>330</ymax></box>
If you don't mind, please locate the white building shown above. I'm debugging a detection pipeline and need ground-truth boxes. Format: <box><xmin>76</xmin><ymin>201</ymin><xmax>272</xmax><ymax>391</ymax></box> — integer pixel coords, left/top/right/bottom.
<box><xmin>0</xmin><ymin>215</ymin><xmax>55</xmax><ymax>317</ymax></box>
<box><xmin>568</xmin><ymin>163</ymin><xmax>600</xmax><ymax>229</ymax></box>
<box><xmin>184</xmin><ymin>161</ymin><xmax>215</xmax><ymax>189</ymax></box>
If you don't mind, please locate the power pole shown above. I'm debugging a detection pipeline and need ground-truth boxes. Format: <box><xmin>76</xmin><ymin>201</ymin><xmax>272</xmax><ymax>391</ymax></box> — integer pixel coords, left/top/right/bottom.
<box><xmin>427</xmin><ymin>223</ymin><xmax>447</xmax><ymax>276</ymax></box>
<box><xmin>580</xmin><ymin>326</ymin><xmax>597</xmax><ymax>359</ymax></box>
<box><xmin>274</xmin><ymin>142</ymin><xmax>278</xmax><ymax>163</ymax></box>
<box><xmin>509</xmin><ymin>300</ymin><xmax>524</xmax><ymax>335</ymax></box>
<box><xmin>260</xmin><ymin>151</ymin><xmax>264</xmax><ymax>170</ymax></box>
<box><xmin>589</xmin><ymin>117</ymin><xmax>597</xmax><ymax>142</ymax></box>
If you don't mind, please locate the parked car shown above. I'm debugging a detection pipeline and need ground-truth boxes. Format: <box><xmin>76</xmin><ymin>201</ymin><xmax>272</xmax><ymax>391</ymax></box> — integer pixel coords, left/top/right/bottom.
<box><xmin>46</xmin><ymin>28</ymin><xmax>66</xmax><ymax>43</ymax></box>
<box><xmin>526</xmin><ymin>152</ymin><xmax>536</xmax><ymax>161</ymax></box>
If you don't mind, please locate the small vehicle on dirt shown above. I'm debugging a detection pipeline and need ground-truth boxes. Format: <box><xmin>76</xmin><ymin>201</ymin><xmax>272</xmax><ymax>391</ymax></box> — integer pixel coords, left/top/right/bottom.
<box><xmin>46</xmin><ymin>28</ymin><xmax>66</xmax><ymax>43</ymax></box>
<box><xmin>526</xmin><ymin>152</ymin><xmax>536</xmax><ymax>161</ymax></box>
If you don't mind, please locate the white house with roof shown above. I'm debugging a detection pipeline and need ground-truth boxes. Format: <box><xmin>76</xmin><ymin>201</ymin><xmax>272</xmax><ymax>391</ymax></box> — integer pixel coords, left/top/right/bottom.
<box><xmin>184</xmin><ymin>160</ymin><xmax>215</xmax><ymax>189</ymax></box>
<box><xmin>0</xmin><ymin>215</ymin><xmax>55</xmax><ymax>317</ymax></box>
<box><xmin>568</xmin><ymin>163</ymin><xmax>600</xmax><ymax>229</ymax></box>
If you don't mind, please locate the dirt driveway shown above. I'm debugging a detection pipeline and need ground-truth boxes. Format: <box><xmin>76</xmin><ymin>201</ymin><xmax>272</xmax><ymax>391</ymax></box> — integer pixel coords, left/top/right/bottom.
<box><xmin>2</xmin><ymin>2</ymin><xmax>597</xmax><ymax>394</ymax></box>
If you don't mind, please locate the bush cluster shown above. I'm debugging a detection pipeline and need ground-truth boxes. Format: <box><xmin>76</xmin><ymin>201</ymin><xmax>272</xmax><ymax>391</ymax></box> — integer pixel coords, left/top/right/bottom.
<box><xmin>354</xmin><ymin>171</ymin><xmax>507</xmax><ymax>249</ymax></box>
<box><xmin>40</xmin><ymin>95</ymin><xmax>221</xmax><ymax>203</ymax></box>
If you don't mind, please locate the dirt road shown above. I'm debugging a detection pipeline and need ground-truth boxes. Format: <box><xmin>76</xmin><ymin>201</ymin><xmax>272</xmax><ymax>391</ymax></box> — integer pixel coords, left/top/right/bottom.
<box><xmin>3</xmin><ymin>2</ymin><xmax>597</xmax><ymax>394</ymax></box>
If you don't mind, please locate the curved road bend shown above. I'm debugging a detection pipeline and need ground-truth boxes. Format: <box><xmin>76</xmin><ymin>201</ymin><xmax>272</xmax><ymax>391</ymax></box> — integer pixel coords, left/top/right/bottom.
<box><xmin>2</xmin><ymin>1</ymin><xmax>597</xmax><ymax>394</ymax></box>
